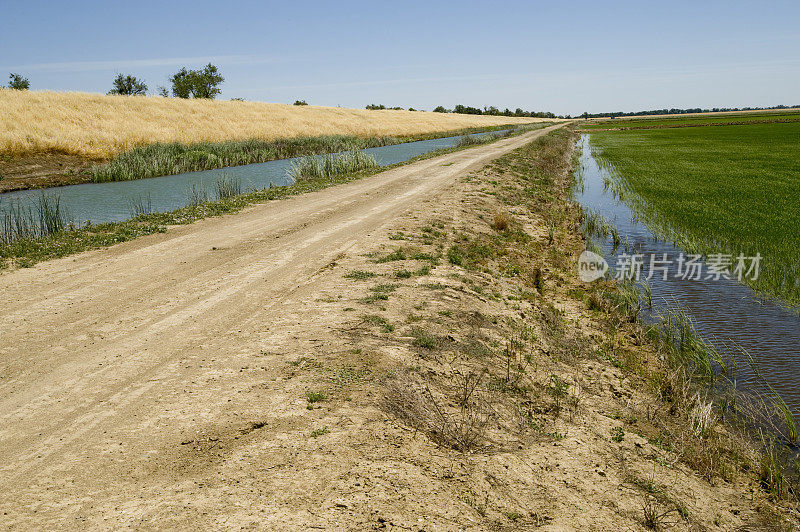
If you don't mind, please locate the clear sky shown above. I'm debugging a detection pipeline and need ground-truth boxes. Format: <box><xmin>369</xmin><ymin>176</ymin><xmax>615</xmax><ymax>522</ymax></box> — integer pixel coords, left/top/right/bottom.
<box><xmin>1</xmin><ymin>0</ymin><xmax>798</xmax><ymax>116</ymax></box>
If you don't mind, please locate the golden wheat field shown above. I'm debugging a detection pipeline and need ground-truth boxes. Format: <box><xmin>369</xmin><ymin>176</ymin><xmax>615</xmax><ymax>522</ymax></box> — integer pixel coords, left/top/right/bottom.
<box><xmin>0</xmin><ymin>90</ymin><xmax>544</xmax><ymax>159</ymax></box>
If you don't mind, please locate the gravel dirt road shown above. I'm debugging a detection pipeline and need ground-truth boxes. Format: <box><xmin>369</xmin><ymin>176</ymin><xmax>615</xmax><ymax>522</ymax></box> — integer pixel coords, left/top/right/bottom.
<box><xmin>0</xmin><ymin>125</ymin><xmax>565</xmax><ymax>528</ymax></box>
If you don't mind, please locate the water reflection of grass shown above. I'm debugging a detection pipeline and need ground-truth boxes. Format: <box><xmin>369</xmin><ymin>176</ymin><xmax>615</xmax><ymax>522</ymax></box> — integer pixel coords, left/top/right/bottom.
<box><xmin>589</xmin><ymin>122</ymin><xmax>800</xmax><ymax>307</ymax></box>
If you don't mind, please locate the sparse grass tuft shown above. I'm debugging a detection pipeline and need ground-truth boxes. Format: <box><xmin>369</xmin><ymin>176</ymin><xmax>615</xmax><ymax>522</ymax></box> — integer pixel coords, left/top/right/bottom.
<box><xmin>360</xmin><ymin>283</ymin><xmax>397</xmax><ymax>304</ymax></box>
<box><xmin>213</xmin><ymin>174</ymin><xmax>243</xmax><ymax>199</ymax></box>
<box><xmin>362</xmin><ymin>314</ymin><xmax>395</xmax><ymax>333</ymax></box>
<box><xmin>759</xmin><ymin>436</ymin><xmax>786</xmax><ymax>498</ymax></box>
<box><xmin>491</xmin><ymin>210</ymin><xmax>511</xmax><ymax>231</ymax></box>
<box><xmin>127</xmin><ymin>193</ymin><xmax>153</xmax><ymax>218</ymax></box>
<box><xmin>1</xmin><ymin>193</ymin><xmax>71</xmax><ymax>244</ymax></box>
<box><xmin>345</xmin><ymin>270</ymin><xmax>377</xmax><ymax>280</ymax></box>
<box><xmin>410</xmin><ymin>327</ymin><xmax>442</xmax><ymax>349</ymax></box>
<box><xmin>288</xmin><ymin>149</ymin><xmax>379</xmax><ymax>182</ymax></box>
<box><xmin>310</xmin><ymin>426</ymin><xmax>330</xmax><ymax>438</ymax></box>
<box><xmin>305</xmin><ymin>390</ymin><xmax>327</xmax><ymax>404</ymax></box>
<box><xmin>375</xmin><ymin>248</ymin><xmax>407</xmax><ymax>263</ymax></box>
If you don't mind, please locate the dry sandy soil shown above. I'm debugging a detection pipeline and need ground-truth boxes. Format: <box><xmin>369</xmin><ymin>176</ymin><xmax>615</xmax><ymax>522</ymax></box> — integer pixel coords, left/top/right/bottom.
<box><xmin>0</xmin><ymin>125</ymin><xmax>786</xmax><ymax>530</ymax></box>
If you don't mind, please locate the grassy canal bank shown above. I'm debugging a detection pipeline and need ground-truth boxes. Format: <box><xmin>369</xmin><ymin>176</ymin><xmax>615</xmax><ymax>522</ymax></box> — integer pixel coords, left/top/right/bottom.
<box><xmin>0</xmin><ymin>123</ymin><xmax>549</xmax><ymax>269</ymax></box>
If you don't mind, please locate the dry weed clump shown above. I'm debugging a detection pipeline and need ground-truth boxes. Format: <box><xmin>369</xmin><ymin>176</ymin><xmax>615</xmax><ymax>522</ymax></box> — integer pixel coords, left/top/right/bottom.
<box><xmin>491</xmin><ymin>210</ymin><xmax>511</xmax><ymax>231</ymax></box>
<box><xmin>383</xmin><ymin>371</ymin><xmax>494</xmax><ymax>452</ymax></box>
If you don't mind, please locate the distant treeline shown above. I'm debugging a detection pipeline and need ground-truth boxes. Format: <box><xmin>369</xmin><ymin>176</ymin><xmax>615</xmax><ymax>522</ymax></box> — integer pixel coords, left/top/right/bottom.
<box><xmin>580</xmin><ymin>104</ymin><xmax>800</xmax><ymax>119</ymax></box>
<box><xmin>365</xmin><ymin>103</ymin><xmax>558</xmax><ymax>118</ymax></box>
<box><xmin>438</xmin><ymin>105</ymin><xmax>557</xmax><ymax>119</ymax></box>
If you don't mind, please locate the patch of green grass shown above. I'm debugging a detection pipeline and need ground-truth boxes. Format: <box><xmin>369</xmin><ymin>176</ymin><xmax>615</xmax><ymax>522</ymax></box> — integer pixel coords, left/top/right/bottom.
<box><xmin>591</xmin><ymin>122</ymin><xmax>800</xmax><ymax>306</ymax></box>
<box><xmin>0</xmin><ymin>218</ymin><xmax>167</xmax><ymax>268</ymax></box>
<box><xmin>370</xmin><ymin>283</ymin><xmax>397</xmax><ymax>293</ymax></box>
<box><xmin>447</xmin><ymin>241</ymin><xmax>495</xmax><ymax>269</ymax></box>
<box><xmin>306</xmin><ymin>390</ymin><xmax>327</xmax><ymax>403</ymax></box>
<box><xmin>409</xmin><ymin>251</ymin><xmax>440</xmax><ymax>265</ymax></box>
<box><xmin>375</xmin><ymin>248</ymin><xmax>406</xmax><ymax>263</ymax></box>
<box><xmin>361</xmin><ymin>293</ymin><xmax>388</xmax><ymax>304</ymax></box>
<box><xmin>395</xmin><ymin>264</ymin><xmax>431</xmax><ymax>278</ymax></box>
<box><xmin>447</xmin><ymin>245</ymin><xmax>464</xmax><ymax>266</ymax></box>
<box><xmin>361</xmin><ymin>283</ymin><xmax>397</xmax><ymax>304</ymax></box>
<box><xmin>310</xmin><ymin>426</ymin><xmax>330</xmax><ymax>438</ymax></box>
<box><xmin>410</xmin><ymin>327</ymin><xmax>443</xmax><ymax>349</ymax></box>
<box><xmin>345</xmin><ymin>270</ymin><xmax>377</xmax><ymax>280</ymax></box>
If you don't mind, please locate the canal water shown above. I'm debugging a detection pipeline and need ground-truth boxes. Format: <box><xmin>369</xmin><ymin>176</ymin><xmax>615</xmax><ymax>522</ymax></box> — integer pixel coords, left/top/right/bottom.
<box><xmin>575</xmin><ymin>134</ymin><xmax>800</xmax><ymax>413</ymax></box>
<box><xmin>0</xmin><ymin>131</ymin><xmax>501</xmax><ymax>225</ymax></box>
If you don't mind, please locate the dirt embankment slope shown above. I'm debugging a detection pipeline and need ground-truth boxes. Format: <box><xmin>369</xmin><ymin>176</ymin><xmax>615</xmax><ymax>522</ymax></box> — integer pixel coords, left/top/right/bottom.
<box><xmin>0</xmin><ymin>124</ymin><xmax>788</xmax><ymax>529</ymax></box>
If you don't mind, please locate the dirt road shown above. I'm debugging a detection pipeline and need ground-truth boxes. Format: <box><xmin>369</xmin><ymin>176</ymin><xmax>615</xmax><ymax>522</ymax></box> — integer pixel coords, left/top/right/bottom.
<box><xmin>0</xmin><ymin>125</ymin><xmax>564</xmax><ymax>528</ymax></box>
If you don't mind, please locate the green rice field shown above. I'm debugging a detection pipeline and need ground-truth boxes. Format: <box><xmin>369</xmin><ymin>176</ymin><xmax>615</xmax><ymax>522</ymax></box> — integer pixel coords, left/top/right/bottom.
<box><xmin>589</xmin><ymin>121</ymin><xmax>800</xmax><ymax>306</ymax></box>
<box><xmin>580</xmin><ymin>110</ymin><xmax>800</xmax><ymax>130</ymax></box>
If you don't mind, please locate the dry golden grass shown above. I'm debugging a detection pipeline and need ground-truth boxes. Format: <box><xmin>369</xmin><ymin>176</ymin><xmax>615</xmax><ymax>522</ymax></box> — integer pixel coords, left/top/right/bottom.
<box><xmin>0</xmin><ymin>90</ymin><xmax>544</xmax><ymax>159</ymax></box>
<box><xmin>491</xmin><ymin>210</ymin><xmax>511</xmax><ymax>231</ymax></box>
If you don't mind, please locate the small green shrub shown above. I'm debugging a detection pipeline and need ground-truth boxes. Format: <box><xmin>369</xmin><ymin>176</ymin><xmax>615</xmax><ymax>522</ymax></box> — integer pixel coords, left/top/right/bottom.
<box><xmin>306</xmin><ymin>391</ymin><xmax>327</xmax><ymax>403</ymax></box>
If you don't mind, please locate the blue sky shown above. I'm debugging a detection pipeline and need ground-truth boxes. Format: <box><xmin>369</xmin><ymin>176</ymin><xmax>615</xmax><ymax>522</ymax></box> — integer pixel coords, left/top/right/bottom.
<box><xmin>1</xmin><ymin>0</ymin><xmax>798</xmax><ymax>115</ymax></box>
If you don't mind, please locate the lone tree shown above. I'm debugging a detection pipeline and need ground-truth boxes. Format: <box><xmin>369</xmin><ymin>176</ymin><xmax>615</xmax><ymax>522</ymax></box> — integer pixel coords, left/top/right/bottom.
<box><xmin>432</xmin><ymin>106</ymin><xmax>448</xmax><ymax>113</ymax></box>
<box><xmin>108</xmin><ymin>74</ymin><xmax>148</xmax><ymax>95</ymax></box>
<box><xmin>8</xmin><ymin>73</ymin><xmax>30</xmax><ymax>90</ymax></box>
<box><xmin>169</xmin><ymin>64</ymin><xmax>224</xmax><ymax>99</ymax></box>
